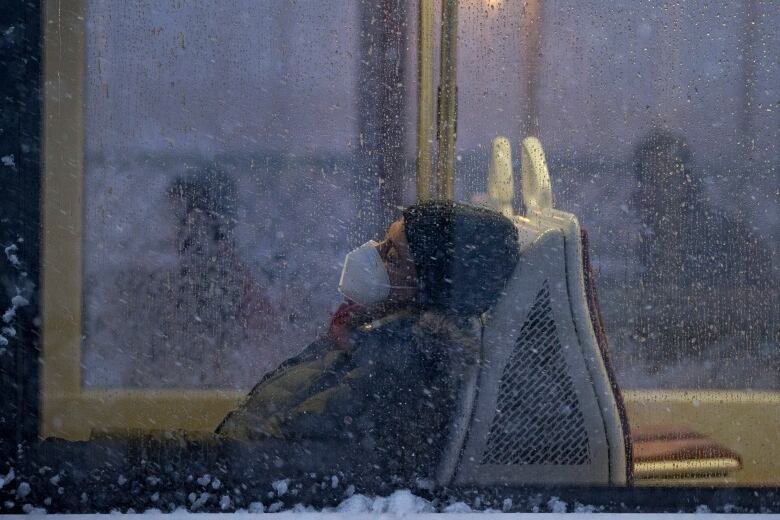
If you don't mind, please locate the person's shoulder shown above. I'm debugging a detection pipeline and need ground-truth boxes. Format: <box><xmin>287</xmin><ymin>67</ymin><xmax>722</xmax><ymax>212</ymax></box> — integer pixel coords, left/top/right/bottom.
<box><xmin>355</xmin><ymin>310</ymin><xmax>416</xmax><ymax>335</ymax></box>
<box><xmin>350</xmin><ymin>311</ymin><xmax>416</xmax><ymax>352</ymax></box>
<box><xmin>346</xmin><ymin>311</ymin><xmax>422</xmax><ymax>368</ymax></box>
<box><xmin>695</xmin><ymin>206</ymin><xmax>768</xmax><ymax>250</ymax></box>
<box><xmin>215</xmin><ymin>335</ymin><xmax>343</xmax><ymax>437</ymax></box>
<box><xmin>353</xmin><ymin>310</ymin><xmax>479</xmax><ymax>366</ymax></box>
<box><xmin>239</xmin><ymin>335</ymin><xmax>338</xmax><ymax>398</ymax></box>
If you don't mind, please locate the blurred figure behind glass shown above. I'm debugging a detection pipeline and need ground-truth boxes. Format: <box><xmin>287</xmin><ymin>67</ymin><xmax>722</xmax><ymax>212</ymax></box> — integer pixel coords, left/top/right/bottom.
<box><xmin>631</xmin><ymin>130</ymin><xmax>777</xmax><ymax>382</ymax></box>
<box><xmin>106</xmin><ymin>167</ymin><xmax>281</xmax><ymax>387</ymax></box>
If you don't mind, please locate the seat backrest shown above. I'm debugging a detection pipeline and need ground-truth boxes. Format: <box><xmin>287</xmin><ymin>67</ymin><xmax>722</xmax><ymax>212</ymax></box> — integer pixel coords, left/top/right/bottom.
<box><xmin>438</xmin><ymin>137</ymin><xmax>629</xmax><ymax>487</ymax></box>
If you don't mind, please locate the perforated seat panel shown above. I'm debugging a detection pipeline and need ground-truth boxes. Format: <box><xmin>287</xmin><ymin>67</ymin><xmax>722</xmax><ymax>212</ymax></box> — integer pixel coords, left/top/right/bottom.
<box><xmin>482</xmin><ymin>281</ymin><xmax>591</xmax><ymax>466</ymax></box>
<box><xmin>448</xmin><ymin>227</ymin><xmax>626</xmax><ymax>486</ymax></box>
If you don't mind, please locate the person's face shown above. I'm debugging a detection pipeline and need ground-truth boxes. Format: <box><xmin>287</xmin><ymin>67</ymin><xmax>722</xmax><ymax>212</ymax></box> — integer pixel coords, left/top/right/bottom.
<box><xmin>174</xmin><ymin>203</ymin><xmax>226</xmax><ymax>260</ymax></box>
<box><xmin>375</xmin><ymin>219</ymin><xmax>418</xmax><ymax>303</ymax></box>
<box><xmin>636</xmin><ymin>154</ymin><xmax>686</xmax><ymax>214</ymax></box>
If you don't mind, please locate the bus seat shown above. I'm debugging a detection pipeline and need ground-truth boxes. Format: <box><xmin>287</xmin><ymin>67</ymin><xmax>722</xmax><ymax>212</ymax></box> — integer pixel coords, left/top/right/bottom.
<box><xmin>436</xmin><ymin>137</ymin><xmax>630</xmax><ymax>486</ymax></box>
<box><xmin>445</xmin><ymin>225</ymin><xmax>630</xmax><ymax>486</ymax></box>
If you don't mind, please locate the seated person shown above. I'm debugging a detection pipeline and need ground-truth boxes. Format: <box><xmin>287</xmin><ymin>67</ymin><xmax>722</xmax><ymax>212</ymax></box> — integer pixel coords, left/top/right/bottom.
<box><xmin>217</xmin><ymin>201</ymin><xmax>520</xmax><ymax>483</ymax></box>
<box><xmin>632</xmin><ymin>130</ymin><xmax>776</xmax><ymax>374</ymax></box>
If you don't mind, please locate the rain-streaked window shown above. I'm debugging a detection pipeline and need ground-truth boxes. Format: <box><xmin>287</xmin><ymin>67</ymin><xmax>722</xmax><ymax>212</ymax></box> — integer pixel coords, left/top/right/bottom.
<box><xmin>76</xmin><ymin>0</ymin><xmax>780</xmax><ymax>394</ymax></box>
<box><xmin>1</xmin><ymin>0</ymin><xmax>777</xmax><ymax>513</ymax></box>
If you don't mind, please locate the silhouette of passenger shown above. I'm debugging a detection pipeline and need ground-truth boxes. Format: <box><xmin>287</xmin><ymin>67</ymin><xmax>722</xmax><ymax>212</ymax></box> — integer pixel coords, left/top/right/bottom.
<box><xmin>101</xmin><ymin>167</ymin><xmax>280</xmax><ymax>387</ymax></box>
<box><xmin>164</xmin><ymin>168</ymin><xmax>281</xmax><ymax>383</ymax></box>
<box><xmin>632</xmin><ymin>130</ymin><xmax>776</xmax><ymax>374</ymax></box>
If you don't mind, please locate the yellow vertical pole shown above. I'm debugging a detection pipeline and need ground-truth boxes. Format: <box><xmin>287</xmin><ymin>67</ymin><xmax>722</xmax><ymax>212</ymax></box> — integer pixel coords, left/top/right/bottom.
<box><xmin>521</xmin><ymin>0</ymin><xmax>541</xmax><ymax>137</ymax></box>
<box><xmin>41</xmin><ymin>0</ymin><xmax>87</xmax><ymax>438</ymax></box>
<box><xmin>435</xmin><ymin>0</ymin><xmax>458</xmax><ymax>200</ymax></box>
<box><xmin>415</xmin><ymin>0</ymin><xmax>435</xmax><ymax>202</ymax></box>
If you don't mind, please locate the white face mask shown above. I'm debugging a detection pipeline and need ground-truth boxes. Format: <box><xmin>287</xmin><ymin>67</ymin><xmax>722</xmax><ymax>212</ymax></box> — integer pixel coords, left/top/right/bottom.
<box><xmin>339</xmin><ymin>240</ymin><xmax>414</xmax><ymax>306</ymax></box>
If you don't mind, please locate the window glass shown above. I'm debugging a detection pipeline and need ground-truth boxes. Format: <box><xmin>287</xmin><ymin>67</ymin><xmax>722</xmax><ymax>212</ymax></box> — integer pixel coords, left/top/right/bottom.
<box><xmin>453</xmin><ymin>0</ymin><xmax>779</xmax><ymax>390</ymax></box>
<box><xmin>80</xmin><ymin>1</ymin><xmax>778</xmax><ymax>393</ymax></box>
<box><xmin>83</xmin><ymin>0</ymin><xmax>364</xmax><ymax>388</ymax></box>
<box><xmin>22</xmin><ymin>0</ymin><xmax>780</xmax><ymax>511</ymax></box>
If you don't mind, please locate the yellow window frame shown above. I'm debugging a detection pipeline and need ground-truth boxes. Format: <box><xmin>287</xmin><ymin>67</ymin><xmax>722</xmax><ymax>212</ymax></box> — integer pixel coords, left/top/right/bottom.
<box><xmin>40</xmin><ymin>0</ymin><xmax>242</xmax><ymax>441</ymax></box>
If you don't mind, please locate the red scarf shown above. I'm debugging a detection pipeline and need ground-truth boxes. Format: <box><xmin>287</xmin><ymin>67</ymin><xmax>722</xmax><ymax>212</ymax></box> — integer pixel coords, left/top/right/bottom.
<box><xmin>327</xmin><ymin>301</ymin><xmax>363</xmax><ymax>349</ymax></box>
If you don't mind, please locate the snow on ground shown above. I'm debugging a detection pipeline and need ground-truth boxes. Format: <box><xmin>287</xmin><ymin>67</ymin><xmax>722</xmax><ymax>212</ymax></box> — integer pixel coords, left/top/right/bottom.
<box><xmin>5</xmin><ymin>511</ymin><xmax>771</xmax><ymax>519</ymax></box>
<box><xmin>6</xmin><ymin>488</ymin><xmax>763</xmax><ymax>517</ymax></box>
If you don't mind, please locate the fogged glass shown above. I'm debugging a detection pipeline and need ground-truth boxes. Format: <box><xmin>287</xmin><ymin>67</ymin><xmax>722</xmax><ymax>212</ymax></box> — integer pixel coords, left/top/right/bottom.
<box><xmin>82</xmin><ymin>1</ymin><xmax>363</xmax><ymax>388</ymax></box>
<box><xmin>453</xmin><ymin>0</ymin><xmax>779</xmax><ymax>390</ymax></box>
<box><xmin>24</xmin><ymin>0</ymin><xmax>780</xmax><ymax>508</ymax></box>
<box><xmin>80</xmin><ymin>0</ymin><xmax>777</xmax><ymax>394</ymax></box>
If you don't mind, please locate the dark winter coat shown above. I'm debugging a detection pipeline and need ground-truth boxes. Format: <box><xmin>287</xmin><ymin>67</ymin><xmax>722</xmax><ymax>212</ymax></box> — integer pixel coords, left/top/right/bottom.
<box><xmin>216</xmin><ymin>309</ymin><xmax>480</xmax><ymax>481</ymax></box>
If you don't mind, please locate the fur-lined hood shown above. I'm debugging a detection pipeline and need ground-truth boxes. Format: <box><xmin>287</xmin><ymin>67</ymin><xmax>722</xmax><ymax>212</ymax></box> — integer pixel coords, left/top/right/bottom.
<box><xmin>355</xmin><ymin>307</ymin><xmax>481</xmax><ymax>360</ymax></box>
<box><xmin>413</xmin><ymin>311</ymin><xmax>481</xmax><ymax>363</ymax></box>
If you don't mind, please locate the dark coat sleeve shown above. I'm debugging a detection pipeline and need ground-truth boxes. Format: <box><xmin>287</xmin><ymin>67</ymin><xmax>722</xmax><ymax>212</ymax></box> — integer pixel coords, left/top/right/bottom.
<box><xmin>216</xmin><ymin>316</ymin><xmax>458</xmax><ymax>483</ymax></box>
<box><xmin>215</xmin><ymin>336</ymin><xmax>345</xmax><ymax>439</ymax></box>
<box><xmin>334</xmin><ymin>319</ymin><xmax>456</xmax><ymax>478</ymax></box>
